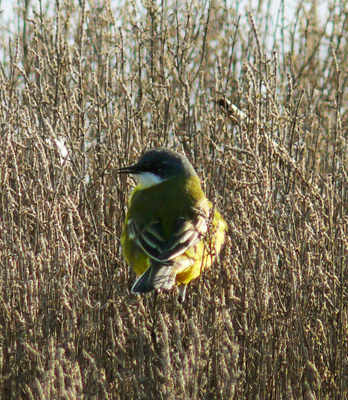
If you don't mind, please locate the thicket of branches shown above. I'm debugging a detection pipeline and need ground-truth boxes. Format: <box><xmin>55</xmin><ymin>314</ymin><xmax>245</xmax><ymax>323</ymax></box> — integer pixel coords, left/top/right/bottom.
<box><xmin>1</xmin><ymin>0</ymin><xmax>348</xmax><ymax>398</ymax></box>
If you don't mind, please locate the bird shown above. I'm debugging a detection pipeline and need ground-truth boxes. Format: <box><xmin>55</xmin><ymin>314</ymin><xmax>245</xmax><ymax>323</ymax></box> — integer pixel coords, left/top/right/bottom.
<box><xmin>215</xmin><ymin>97</ymin><xmax>246</xmax><ymax>124</ymax></box>
<box><xmin>117</xmin><ymin>148</ymin><xmax>227</xmax><ymax>303</ymax></box>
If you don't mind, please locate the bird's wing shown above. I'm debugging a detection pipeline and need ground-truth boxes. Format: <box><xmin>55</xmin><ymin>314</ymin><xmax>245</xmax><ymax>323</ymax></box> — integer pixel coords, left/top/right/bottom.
<box><xmin>127</xmin><ymin>209</ymin><xmax>208</xmax><ymax>263</ymax></box>
<box><xmin>160</xmin><ymin>212</ymin><xmax>208</xmax><ymax>261</ymax></box>
<box><xmin>127</xmin><ymin>218</ymin><xmax>167</xmax><ymax>262</ymax></box>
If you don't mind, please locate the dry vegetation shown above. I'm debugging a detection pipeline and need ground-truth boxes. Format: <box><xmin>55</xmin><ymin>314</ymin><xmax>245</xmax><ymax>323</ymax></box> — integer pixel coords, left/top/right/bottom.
<box><xmin>1</xmin><ymin>0</ymin><xmax>348</xmax><ymax>398</ymax></box>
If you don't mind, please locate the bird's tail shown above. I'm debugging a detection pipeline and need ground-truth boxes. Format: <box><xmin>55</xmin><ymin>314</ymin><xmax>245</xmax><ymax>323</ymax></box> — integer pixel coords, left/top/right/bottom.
<box><xmin>131</xmin><ymin>264</ymin><xmax>176</xmax><ymax>294</ymax></box>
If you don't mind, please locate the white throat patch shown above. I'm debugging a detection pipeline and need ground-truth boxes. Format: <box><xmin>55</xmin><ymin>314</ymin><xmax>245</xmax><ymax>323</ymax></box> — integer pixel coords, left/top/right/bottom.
<box><xmin>135</xmin><ymin>172</ymin><xmax>165</xmax><ymax>189</ymax></box>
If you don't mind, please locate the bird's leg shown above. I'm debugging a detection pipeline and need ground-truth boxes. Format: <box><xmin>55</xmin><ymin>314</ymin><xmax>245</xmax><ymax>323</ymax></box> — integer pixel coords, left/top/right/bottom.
<box><xmin>177</xmin><ymin>284</ymin><xmax>187</xmax><ymax>304</ymax></box>
<box><xmin>150</xmin><ymin>290</ymin><xmax>160</xmax><ymax>353</ymax></box>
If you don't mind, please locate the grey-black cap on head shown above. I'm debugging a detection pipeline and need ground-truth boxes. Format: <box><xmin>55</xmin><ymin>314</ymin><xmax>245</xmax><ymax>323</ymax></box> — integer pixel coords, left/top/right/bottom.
<box><xmin>123</xmin><ymin>148</ymin><xmax>197</xmax><ymax>180</ymax></box>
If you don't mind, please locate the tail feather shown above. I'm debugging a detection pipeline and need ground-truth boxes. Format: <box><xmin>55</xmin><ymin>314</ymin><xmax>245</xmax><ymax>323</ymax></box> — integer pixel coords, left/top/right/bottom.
<box><xmin>131</xmin><ymin>265</ymin><xmax>176</xmax><ymax>294</ymax></box>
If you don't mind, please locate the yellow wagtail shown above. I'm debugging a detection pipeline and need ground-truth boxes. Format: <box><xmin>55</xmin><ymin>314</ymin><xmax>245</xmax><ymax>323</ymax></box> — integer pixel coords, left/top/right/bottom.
<box><xmin>118</xmin><ymin>148</ymin><xmax>227</xmax><ymax>302</ymax></box>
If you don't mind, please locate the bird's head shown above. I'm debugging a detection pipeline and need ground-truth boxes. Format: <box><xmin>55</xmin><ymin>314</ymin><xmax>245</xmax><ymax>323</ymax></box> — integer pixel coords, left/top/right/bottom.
<box><xmin>117</xmin><ymin>148</ymin><xmax>197</xmax><ymax>189</ymax></box>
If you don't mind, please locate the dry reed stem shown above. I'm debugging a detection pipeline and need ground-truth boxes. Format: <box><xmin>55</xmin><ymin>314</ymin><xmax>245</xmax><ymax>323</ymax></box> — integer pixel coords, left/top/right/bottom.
<box><xmin>0</xmin><ymin>0</ymin><xmax>348</xmax><ymax>399</ymax></box>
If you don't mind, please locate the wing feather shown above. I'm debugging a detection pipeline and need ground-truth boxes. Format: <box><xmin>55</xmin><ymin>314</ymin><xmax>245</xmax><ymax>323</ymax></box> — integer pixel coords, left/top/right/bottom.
<box><xmin>127</xmin><ymin>209</ymin><xmax>208</xmax><ymax>263</ymax></box>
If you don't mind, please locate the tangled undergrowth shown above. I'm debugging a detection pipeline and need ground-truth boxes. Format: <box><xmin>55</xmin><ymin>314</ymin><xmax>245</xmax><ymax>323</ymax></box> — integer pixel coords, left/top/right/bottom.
<box><xmin>1</xmin><ymin>0</ymin><xmax>348</xmax><ymax>398</ymax></box>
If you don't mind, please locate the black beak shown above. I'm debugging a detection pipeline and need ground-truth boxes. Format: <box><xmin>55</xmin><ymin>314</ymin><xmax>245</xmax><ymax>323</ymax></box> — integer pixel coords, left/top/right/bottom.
<box><xmin>116</xmin><ymin>164</ymin><xmax>140</xmax><ymax>175</ymax></box>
